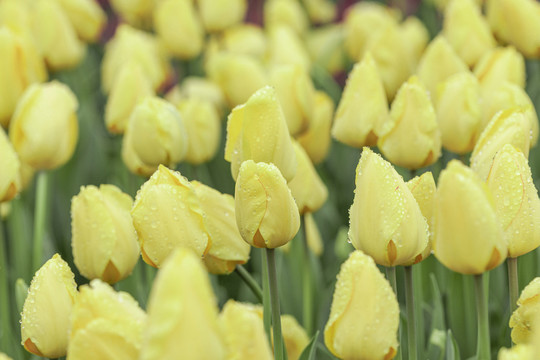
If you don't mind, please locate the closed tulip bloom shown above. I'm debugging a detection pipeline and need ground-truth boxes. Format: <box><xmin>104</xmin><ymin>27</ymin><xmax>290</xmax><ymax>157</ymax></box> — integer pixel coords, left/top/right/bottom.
<box><xmin>510</xmin><ymin>277</ymin><xmax>540</xmax><ymax>344</ymax></box>
<box><xmin>486</xmin><ymin>145</ymin><xmax>540</xmax><ymax>258</ymax></box>
<box><xmin>433</xmin><ymin>160</ymin><xmax>507</xmax><ymax>274</ymax></box>
<box><xmin>0</xmin><ymin>127</ymin><xmax>20</xmax><ymax>202</ymax></box>
<box><xmin>220</xmin><ymin>24</ymin><xmax>267</xmax><ymax>60</ymax></box>
<box><xmin>198</xmin><ymin>0</ymin><xmax>246</xmax><ymax>32</ymax></box>
<box><xmin>122</xmin><ymin>96</ymin><xmax>187</xmax><ymax>176</ymax></box>
<box><xmin>109</xmin><ymin>0</ymin><xmax>153</xmax><ymax>27</ymax></box>
<box><xmin>378</xmin><ymin>76</ymin><xmax>441</xmax><ymax>169</ymax></box>
<box><xmin>471</xmin><ymin>108</ymin><xmax>531</xmax><ymax>181</ymax></box>
<box><xmin>54</xmin><ymin>0</ymin><xmax>106</xmax><ymax>42</ymax></box>
<box><xmin>282</xmin><ymin>315</ymin><xmax>309</xmax><ymax>360</ymax></box>
<box><xmin>191</xmin><ymin>181</ymin><xmax>250</xmax><ymax>275</ymax></box>
<box><xmin>436</xmin><ymin>72</ymin><xmax>482</xmax><ymax>154</ymax></box>
<box><xmin>235</xmin><ymin>160</ymin><xmax>300</xmax><ymax>248</ymax></box>
<box><xmin>349</xmin><ymin>148</ymin><xmax>429</xmax><ymax>267</ymax></box>
<box><xmin>132</xmin><ymin>165</ymin><xmax>210</xmax><ymax>267</ymax></box>
<box><xmin>264</xmin><ymin>0</ymin><xmax>309</xmax><ymax>35</ymax></box>
<box><xmin>140</xmin><ymin>247</ymin><xmax>226</xmax><ymax>360</ymax></box>
<box><xmin>21</xmin><ymin>254</ymin><xmax>77</xmax><ymax>358</ymax></box>
<box><xmin>304</xmin><ymin>212</ymin><xmax>324</xmax><ymax>256</ymax></box>
<box><xmin>474</xmin><ymin>47</ymin><xmax>526</xmax><ymax>91</ymax></box>
<box><xmin>67</xmin><ymin>280</ymin><xmax>146</xmax><ymax>360</ymax></box>
<box><xmin>266</xmin><ymin>25</ymin><xmax>311</xmax><ymax>69</ymax></box>
<box><xmin>219</xmin><ymin>301</ymin><xmax>273</xmax><ymax>360</ymax></box>
<box><xmin>154</xmin><ymin>0</ymin><xmax>203</xmax><ymax>60</ymax></box>
<box><xmin>306</xmin><ymin>25</ymin><xmax>346</xmax><ymax>75</ymax></box>
<box><xmin>288</xmin><ymin>142</ymin><xmax>328</xmax><ymax>214</ymax></box>
<box><xmin>71</xmin><ymin>184</ymin><xmax>139</xmax><ymax>284</ymax></box>
<box><xmin>10</xmin><ymin>81</ymin><xmax>78</xmax><ymax>170</ymax></box>
<box><xmin>225</xmin><ymin>86</ymin><xmax>297</xmax><ymax>182</ymax></box>
<box><xmin>172</xmin><ymin>77</ymin><xmax>225</xmax><ymax>114</ymax></box>
<box><xmin>401</xmin><ymin>17</ymin><xmax>429</xmax><ymax>73</ymax></box>
<box><xmin>324</xmin><ymin>250</ymin><xmax>399</xmax><ymax>360</ymax></box>
<box><xmin>303</xmin><ymin>0</ymin><xmax>337</xmax><ymax>24</ymax></box>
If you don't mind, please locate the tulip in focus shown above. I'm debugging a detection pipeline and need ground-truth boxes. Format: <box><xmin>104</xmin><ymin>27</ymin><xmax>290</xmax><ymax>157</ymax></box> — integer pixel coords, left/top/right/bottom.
<box><xmin>71</xmin><ymin>184</ymin><xmax>140</xmax><ymax>284</ymax></box>
<box><xmin>510</xmin><ymin>277</ymin><xmax>540</xmax><ymax>344</ymax></box>
<box><xmin>0</xmin><ymin>127</ymin><xmax>20</xmax><ymax>202</ymax></box>
<box><xmin>324</xmin><ymin>250</ymin><xmax>399</xmax><ymax>360</ymax></box>
<box><xmin>20</xmin><ymin>254</ymin><xmax>77</xmax><ymax>358</ymax></box>
<box><xmin>474</xmin><ymin>46</ymin><xmax>525</xmax><ymax>91</ymax></box>
<box><xmin>198</xmin><ymin>0</ymin><xmax>246</xmax><ymax>32</ymax></box>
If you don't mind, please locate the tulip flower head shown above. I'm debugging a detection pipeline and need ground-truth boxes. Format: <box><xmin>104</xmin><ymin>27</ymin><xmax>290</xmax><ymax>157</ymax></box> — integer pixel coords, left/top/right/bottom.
<box><xmin>199</xmin><ymin>0</ymin><xmax>246</xmax><ymax>32</ymax></box>
<box><xmin>264</xmin><ymin>0</ymin><xmax>309</xmax><ymax>35</ymax></box>
<box><xmin>0</xmin><ymin>127</ymin><xmax>20</xmax><ymax>202</ymax></box>
<box><xmin>510</xmin><ymin>278</ymin><xmax>540</xmax><ymax>344</ymax></box>
<box><xmin>474</xmin><ymin>46</ymin><xmax>525</xmax><ymax>91</ymax></box>
<box><xmin>53</xmin><ymin>0</ymin><xmax>106</xmax><ymax>43</ymax></box>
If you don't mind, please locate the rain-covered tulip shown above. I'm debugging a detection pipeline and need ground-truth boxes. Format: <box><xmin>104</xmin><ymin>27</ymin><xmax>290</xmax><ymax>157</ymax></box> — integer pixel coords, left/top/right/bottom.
<box><xmin>303</xmin><ymin>0</ymin><xmax>336</xmax><ymax>24</ymax></box>
<box><xmin>166</xmin><ymin>77</ymin><xmax>225</xmax><ymax>114</ymax></box>
<box><xmin>470</xmin><ymin>108</ymin><xmax>531</xmax><ymax>181</ymax></box>
<box><xmin>225</xmin><ymin>86</ymin><xmax>297</xmax><ymax>181</ymax></box>
<box><xmin>332</xmin><ymin>52</ymin><xmax>388</xmax><ymax>148</ymax></box>
<box><xmin>401</xmin><ymin>17</ymin><xmax>429</xmax><ymax>72</ymax></box>
<box><xmin>378</xmin><ymin>76</ymin><xmax>441</xmax><ymax>169</ymax></box>
<box><xmin>220</xmin><ymin>24</ymin><xmax>267</xmax><ymax>60</ymax></box>
<box><xmin>219</xmin><ymin>300</ymin><xmax>273</xmax><ymax>360</ymax></box>
<box><xmin>288</xmin><ymin>142</ymin><xmax>328</xmax><ymax>214</ymax></box>
<box><xmin>131</xmin><ymin>165</ymin><xmax>210</xmax><ymax>267</ymax></box>
<box><xmin>486</xmin><ymin>145</ymin><xmax>540</xmax><ymax>258</ymax></box>
<box><xmin>349</xmin><ymin>148</ymin><xmax>429</xmax><ymax>267</ymax></box>
<box><xmin>54</xmin><ymin>0</ymin><xmax>106</xmax><ymax>42</ymax></box>
<box><xmin>297</xmin><ymin>90</ymin><xmax>334</xmax><ymax>164</ymax></box>
<box><xmin>510</xmin><ymin>277</ymin><xmax>540</xmax><ymax>344</ymax></box>
<box><xmin>198</xmin><ymin>0</ymin><xmax>246</xmax><ymax>32</ymax></box>
<box><xmin>191</xmin><ymin>181</ymin><xmax>250</xmax><ymax>274</ymax></box>
<box><xmin>474</xmin><ymin>47</ymin><xmax>525</xmax><ymax>91</ymax></box>
<box><xmin>122</xmin><ymin>96</ymin><xmax>187</xmax><ymax>177</ymax></box>
<box><xmin>264</xmin><ymin>0</ymin><xmax>309</xmax><ymax>35</ymax></box>
<box><xmin>109</xmin><ymin>0</ymin><xmax>153</xmax><ymax>27</ymax></box>
<box><xmin>153</xmin><ymin>0</ymin><xmax>203</xmax><ymax>60</ymax></box>
<box><xmin>0</xmin><ymin>127</ymin><xmax>20</xmax><ymax>202</ymax></box>
<box><xmin>9</xmin><ymin>81</ymin><xmax>78</xmax><ymax>170</ymax></box>
<box><xmin>71</xmin><ymin>184</ymin><xmax>140</xmax><ymax>284</ymax></box>
<box><xmin>140</xmin><ymin>247</ymin><xmax>226</xmax><ymax>360</ymax></box>
<box><xmin>67</xmin><ymin>280</ymin><xmax>146</xmax><ymax>359</ymax></box>
<box><xmin>235</xmin><ymin>160</ymin><xmax>300</xmax><ymax>249</ymax></box>
<box><xmin>436</xmin><ymin>72</ymin><xmax>482</xmax><ymax>154</ymax></box>
<box><xmin>282</xmin><ymin>315</ymin><xmax>309</xmax><ymax>360</ymax></box>
<box><xmin>21</xmin><ymin>254</ymin><xmax>77</xmax><ymax>358</ymax></box>
<box><xmin>324</xmin><ymin>250</ymin><xmax>399</xmax><ymax>360</ymax></box>
<box><xmin>105</xmin><ymin>61</ymin><xmax>154</xmax><ymax>134</ymax></box>
<box><xmin>306</xmin><ymin>24</ymin><xmax>346</xmax><ymax>75</ymax></box>
<box><xmin>266</xmin><ymin>25</ymin><xmax>311</xmax><ymax>69</ymax></box>
<box><xmin>433</xmin><ymin>160</ymin><xmax>507</xmax><ymax>274</ymax></box>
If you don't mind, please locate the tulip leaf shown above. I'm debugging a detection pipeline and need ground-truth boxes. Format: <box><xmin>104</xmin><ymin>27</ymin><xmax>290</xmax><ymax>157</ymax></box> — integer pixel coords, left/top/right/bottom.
<box><xmin>445</xmin><ymin>330</ymin><xmax>461</xmax><ymax>360</ymax></box>
<box><xmin>298</xmin><ymin>331</ymin><xmax>319</xmax><ymax>360</ymax></box>
<box><xmin>425</xmin><ymin>274</ymin><xmax>446</xmax><ymax>360</ymax></box>
<box><xmin>15</xmin><ymin>278</ymin><xmax>29</xmax><ymax>314</ymax></box>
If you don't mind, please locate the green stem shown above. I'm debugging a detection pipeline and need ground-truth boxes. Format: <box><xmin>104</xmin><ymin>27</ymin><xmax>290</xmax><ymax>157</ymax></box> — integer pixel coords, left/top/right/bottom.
<box><xmin>507</xmin><ymin>257</ymin><xmax>519</xmax><ymax>315</ymax></box>
<box><xmin>32</xmin><ymin>171</ymin><xmax>49</xmax><ymax>271</ymax></box>
<box><xmin>474</xmin><ymin>274</ymin><xmax>490</xmax><ymax>360</ymax></box>
<box><xmin>404</xmin><ymin>266</ymin><xmax>417</xmax><ymax>360</ymax></box>
<box><xmin>0</xmin><ymin>219</ymin><xmax>13</xmax><ymax>356</ymax></box>
<box><xmin>266</xmin><ymin>249</ymin><xmax>284</xmax><ymax>360</ymax></box>
<box><xmin>262</xmin><ymin>249</ymin><xmax>272</xmax><ymax>347</ymax></box>
<box><xmin>386</xmin><ymin>266</ymin><xmax>402</xmax><ymax>360</ymax></box>
<box><xmin>235</xmin><ymin>264</ymin><xmax>263</xmax><ymax>303</ymax></box>
<box><xmin>301</xmin><ymin>215</ymin><xmax>314</xmax><ymax>335</ymax></box>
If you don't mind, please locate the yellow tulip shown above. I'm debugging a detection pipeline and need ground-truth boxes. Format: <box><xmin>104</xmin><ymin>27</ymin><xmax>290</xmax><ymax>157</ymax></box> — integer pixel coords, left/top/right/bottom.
<box><xmin>21</xmin><ymin>254</ymin><xmax>78</xmax><ymax>358</ymax></box>
<box><xmin>349</xmin><ymin>148</ymin><xmax>429</xmax><ymax>267</ymax></box>
<box><xmin>471</xmin><ymin>108</ymin><xmax>531</xmax><ymax>181</ymax></box>
<box><xmin>474</xmin><ymin>46</ymin><xmax>525</xmax><ymax>91</ymax></box>
<box><xmin>297</xmin><ymin>90</ymin><xmax>334</xmax><ymax>164</ymax></box>
<box><xmin>166</xmin><ymin>77</ymin><xmax>225</xmax><ymax>115</ymax></box>
<box><xmin>433</xmin><ymin>160</ymin><xmax>507</xmax><ymax>274</ymax></box>
<box><xmin>220</xmin><ymin>24</ymin><xmax>267</xmax><ymax>60</ymax></box>
<box><xmin>306</xmin><ymin>24</ymin><xmax>346</xmax><ymax>75</ymax></box>
<box><xmin>332</xmin><ymin>51</ymin><xmax>388</xmax><ymax>148</ymax></box>
<box><xmin>218</xmin><ymin>300</ymin><xmax>273</xmax><ymax>360</ymax></box>
<box><xmin>9</xmin><ymin>81</ymin><xmax>78</xmax><ymax>170</ymax></box>
<box><xmin>302</xmin><ymin>0</ymin><xmax>337</xmax><ymax>24</ymax></box>
<box><xmin>67</xmin><ymin>280</ymin><xmax>146</xmax><ymax>360</ymax></box>
<box><xmin>190</xmin><ymin>181</ymin><xmax>250</xmax><ymax>274</ymax></box>
<box><xmin>401</xmin><ymin>17</ymin><xmax>429</xmax><ymax>73</ymax></box>
<box><xmin>498</xmin><ymin>344</ymin><xmax>535</xmax><ymax>360</ymax></box>
<box><xmin>264</xmin><ymin>0</ymin><xmax>309</xmax><ymax>35</ymax></box>
<box><xmin>0</xmin><ymin>1</ymin><xmax>37</xmax><ymax>52</ymax></box>
<box><xmin>510</xmin><ymin>277</ymin><xmax>540</xmax><ymax>344</ymax></box>
<box><xmin>282</xmin><ymin>315</ymin><xmax>309</xmax><ymax>360</ymax></box>
<box><xmin>131</xmin><ymin>165</ymin><xmax>210</xmax><ymax>267</ymax></box>
<box><xmin>235</xmin><ymin>160</ymin><xmax>300</xmax><ymax>249</ymax></box>
<box><xmin>140</xmin><ymin>247</ymin><xmax>226</xmax><ymax>360</ymax></box>
<box><xmin>225</xmin><ymin>86</ymin><xmax>297</xmax><ymax>182</ymax></box>
<box><xmin>53</xmin><ymin>0</ymin><xmax>106</xmax><ymax>42</ymax></box>
<box><xmin>105</xmin><ymin>61</ymin><xmax>155</xmax><ymax>134</ymax></box>
<box><xmin>304</xmin><ymin>212</ymin><xmax>324</xmax><ymax>256</ymax></box>
<box><xmin>486</xmin><ymin>145</ymin><xmax>540</xmax><ymax>258</ymax></box>
<box><xmin>436</xmin><ymin>72</ymin><xmax>482</xmax><ymax>154</ymax></box>
<box><xmin>198</xmin><ymin>0</ymin><xmax>246</xmax><ymax>32</ymax></box>
<box><xmin>378</xmin><ymin>76</ymin><xmax>441</xmax><ymax>169</ymax></box>
<box><xmin>71</xmin><ymin>184</ymin><xmax>140</xmax><ymax>284</ymax></box>
<box><xmin>0</xmin><ymin>127</ymin><xmax>20</xmax><ymax>202</ymax></box>
<box><xmin>121</xmin><ymin>96</ymin><xmax>187</xmax><ymax>177</ymax></box>
<box><xmin>288</xmin><ymin>141</ymin><xmax>328</xmax><ymax>214</ymax></box>
<box><xmin>153</xmin><ymin>0</ymin><xmax>203</xmax><ymax>60</ymax></box>
<box><xmin>0</xmin><ymin>353</ymin><xmax>13</xmax><ymax>360</ymax></box>
<box><xmin>109</xmin><ymin>0</ymin><xmax>153</xmax><ymax>28</ymax></box>
<box><xmin>324</xmin><ymin>250</ymin><xmax>399</xmax><ymax>360</ymax></box>
<box><xmin>266</xmin><ymin>25</ymin><xmax>311</xmax><ymax>69</ymax></box>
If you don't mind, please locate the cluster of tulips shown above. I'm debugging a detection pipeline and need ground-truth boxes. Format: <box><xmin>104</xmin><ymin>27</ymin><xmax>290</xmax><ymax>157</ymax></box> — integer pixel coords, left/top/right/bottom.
<box><xmin>1</xmin><ymin>0</ymin><xmax>540</xmax><ymax>359</ymax></box>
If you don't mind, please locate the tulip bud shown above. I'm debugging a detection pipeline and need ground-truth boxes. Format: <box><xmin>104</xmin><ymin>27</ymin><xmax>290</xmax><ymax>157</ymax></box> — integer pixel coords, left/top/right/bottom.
<box><xmin>166</xmin><ymin>77</ymin><xmax>226</xmax><ymax>115</ymax></box>
<box><xmin>474</xmin><ymin>46</ymin><xmax>526</xmax><ymax>91</ymax></box>
<box><xmin>401</xmin><ymin>17</ymin><xmax>429</xmax><ymax>73</ymax></box>
<box><xmin>486</xmin><ymin>145</ymin><xmax>540</xmax><ymax>258</ymax></box>
<box><xmin>510</xmin><ymin>277</ymin><xmax>540</xmax><ymax>344</ymax></box>
<box><xmin>297</xmin><ymin>90</ymin><xmax>334</xmax><ymax>164</ymax></box>
<box><xmin>21</xmin><ymin>254</ymin><xmax>78</xmax><ymax>358</ymax></box>
<box><xmin>191</xmin><ymin>181</ymin><xmax>250</xmax><ymax>274</ymax></box>
<box><xmin>219</xmin><ymin>300</ymin><xmax>273</xmax><ymax>360</ymax></box>
<box><xmin>349</xmin><ymin>148</ymin><xmax>429</xmax><ymax>266</ymax></box>
<box><xmin>71</xmin><ymin>185</ymin><xmax>140</xmax><ymax>284</ymax></box>
<box><xmin>67</xmin><ymin>280</ymin><xmax>146</xmax><ymax>359</ymax></box>
<box><xmin>235</xmin><ymin>160</ymin><xmax>300</xmax><ymax>249</ymax></box>
<box><xmin>378</xmin><ymin>76</ymin><xmax>441</xmax><ymax>169</ymax></box>
<box><xmin>264</xmin><ymin>0</ymin><xmax>309</xmax><ymax>35</ymax></box>
<box><xmin>153</xmin><ymin>0</ymin><xmax>203</xmax><ymax>60</ymax></box>
<box><xmin>303</xmin><ymin>0</ymin><xmax>337</xmax><ymax>24</ymax></box>
<box><xmin>109</xmin><ymin>0</ymin><xmax>154</xmax><ymax>28</ymax></box>
<box><xmin>433</xmin><ymin>160</ymin><xmax>507</xmax><ymax>274</ymax></box>
<box><xmin>266</xmin><ymin>25</ymin><xmax>311</xmax><ymax>69</ymax></box>
<box><xmin>132</xmin><ymin>165</ymin><xmax>210</xmax><ymax>267</ymax></box>
<box><xmin>140</xmin><ymin>247</ymin><xmax>226</xmax><ymax>360</ymax></box>
<box><xmin>9</xmin><ymin>81</ymin><xmax>78</xmax><ymax>170</ymax></box>
<box><xmin>324</xmin><ymin>250</ymin><xmax>399</xmax><ymax>360</ymax></box>
<box><xmin>220</xmin><ymin>24</ymin><xmax>267</xmax><ymax>60</ymax></box>
<box><xmin>225</xmin><ymin>86</ymin><xmax>297</xmax><ymax>182</ymax></box>
<box><xmin>288</xmin><ymin>142</ymin><xmax>328</xmax><ymax>214</ymax></box>
<box><xmin>332</xmin><ymin>52</ymin><xmax>388</xmax><ymax>148</ymax></box>
<box><xmin>122</xmin><ymin>96</ymin><xmax>187</xmax><ymax>177</ymax></box>
<box><xmin>198</xmin><ymin>0</ymin><xmax>246</xmax><ymax>32</ymax></box>
<box><xmin>471</xmin><ymin>108</ymin><xmax>531</xmax><ymax>181</ymax></box>
<box><xmin>53</xmin><ymin>0</ymin><xmax>106</xmax><ymax>42</ymax></box>
<box><xmin>306</xmin><ymin>24</ymin><xmax>346</xmax><ymax>75</ymax></box>
<box><xmin>0</xmin><ymin>127</ymin><xmax>20</xmax><ymax>202</ymax></box>
<box><xmin>282</xmin><ymin>315</ymin><xmax>310</xmax><ymax>360</ymax></box>
<box><xmin>436</xmin><ymin>72</ymin><xmax>482</xmax><ymax>154</ymax></box>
